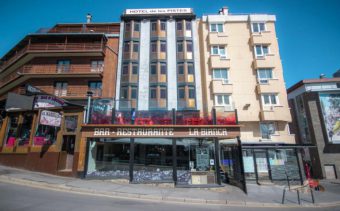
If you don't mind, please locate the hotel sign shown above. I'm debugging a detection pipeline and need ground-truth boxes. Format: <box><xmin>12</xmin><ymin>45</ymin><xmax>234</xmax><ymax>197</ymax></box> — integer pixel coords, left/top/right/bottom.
<box><xmin>125</xmin><ymin>8</ymin><xmax>192</xmax><ymax>15</ymax></box>
<box><xmin>82</xmin><ymin>125</ymin><xmax>240</xmax><ymax>139</ymax></box>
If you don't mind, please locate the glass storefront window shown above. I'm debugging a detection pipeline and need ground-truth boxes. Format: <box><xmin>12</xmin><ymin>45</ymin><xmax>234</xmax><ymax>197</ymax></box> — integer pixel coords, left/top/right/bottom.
<box><xmin>176</xmin><ymin>139</ymin><xmax>217</xmax><ymax>185</ymax></box>
<box><xmin>18</xmin><ymin>113</ymin><xmax>33</xmax><ymax>146</ymax></box>
<box><xmin>5</xmin><ymin>115</ymin><xmax>19</xmax><ymax>147</ymax></box>
<box><xmin>242</xmin><ymin>149</ymin><xmax>255</xmax><ymax>180</ymax></box>
<box><xmin>33</xmin><ymin>125</ymin><xmax>58</xmax><ymax>145</ymax></box>
<box><xmin>133</xmin><ymin>138</ymin><xmax>173</xmax><ymax>182</ymax></box>
<box><xmin>87</xmin><ymin>139</ymin><xmax>130</xmax><ymax>178</ymax></box>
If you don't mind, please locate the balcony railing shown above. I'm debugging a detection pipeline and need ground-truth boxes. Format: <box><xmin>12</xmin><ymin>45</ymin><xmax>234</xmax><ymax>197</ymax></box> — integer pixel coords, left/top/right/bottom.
<box><xmin>88</xmin><ymin>99</ymin><xmax>238</xmax><ymax>125</ymax></box>
<box><xmin>0</xmin><ymin>42</ymin><xmax>105</xmax><ymax>71</ymax></box>
<box><xmin>21</xmin><ymin>64</ymin><xmax>103</xmax><ymax>74</ymax></box>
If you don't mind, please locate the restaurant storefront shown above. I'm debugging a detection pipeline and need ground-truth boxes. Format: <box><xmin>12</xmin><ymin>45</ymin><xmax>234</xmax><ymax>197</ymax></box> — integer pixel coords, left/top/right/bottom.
<box><xmin>82</xmin><ymin>125</ymin><xmax>242</xmax><ymax>187</ymax></box>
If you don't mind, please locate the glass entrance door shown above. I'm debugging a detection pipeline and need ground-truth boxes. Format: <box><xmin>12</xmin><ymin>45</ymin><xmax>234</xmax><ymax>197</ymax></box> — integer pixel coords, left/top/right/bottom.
<box><xmin>254</xmin><ymin>151</ymin><xmax>270</xmax><ymax>180</ymax></box>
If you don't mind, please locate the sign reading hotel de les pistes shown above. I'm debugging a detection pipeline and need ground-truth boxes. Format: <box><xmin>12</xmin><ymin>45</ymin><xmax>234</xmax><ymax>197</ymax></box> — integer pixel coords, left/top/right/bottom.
<box><xmin>125</xmin><ymin>8</ymin><xmax>192</xmax><ymax>15</ymax></box>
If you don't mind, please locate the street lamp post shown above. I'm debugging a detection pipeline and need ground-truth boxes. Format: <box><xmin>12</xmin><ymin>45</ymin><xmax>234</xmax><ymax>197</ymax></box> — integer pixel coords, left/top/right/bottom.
<box><xmin>86</xmin><ymin>91</ymin><xmax>93</xmax><ymax>124</ymax></box>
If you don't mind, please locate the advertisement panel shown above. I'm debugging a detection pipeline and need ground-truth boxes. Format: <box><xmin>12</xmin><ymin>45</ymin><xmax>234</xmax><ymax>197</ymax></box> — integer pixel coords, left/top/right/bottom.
<box><xmin>319</xmin><ymin>93</ymin><xmax>340</xmax><ymax>143</ymax></box>
<box><xmin>90</xmin><ymin>99</ymin><xmax>114</xmax><ymax>124</ymax></box>
<box><xmin>40</xmin><ymin>110</ymin><xmax>62</xmax><ymax>127</ymax></box>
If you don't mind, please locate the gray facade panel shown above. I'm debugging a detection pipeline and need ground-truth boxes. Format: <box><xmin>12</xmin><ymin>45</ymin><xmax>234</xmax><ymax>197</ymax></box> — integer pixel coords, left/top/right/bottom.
<box><xmin>167</xmin><ymin>20</ymin><xmax>177</xmax><ymax>110</ymax></box>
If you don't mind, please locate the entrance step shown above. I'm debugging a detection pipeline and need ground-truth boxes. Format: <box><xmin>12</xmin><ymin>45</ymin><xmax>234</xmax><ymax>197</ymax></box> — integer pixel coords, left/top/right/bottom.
<box><xmin>57</xmin><ymin>169</ymin><xmax>73</xmax><ymax>177</ymax></box>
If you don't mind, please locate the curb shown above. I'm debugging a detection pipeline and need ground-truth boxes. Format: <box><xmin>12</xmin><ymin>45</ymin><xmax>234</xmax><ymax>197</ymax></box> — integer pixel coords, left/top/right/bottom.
<box><xmin>0</xmin><ymin>175</ymin><xmax>340</xmax><ymax>208</ymax></box>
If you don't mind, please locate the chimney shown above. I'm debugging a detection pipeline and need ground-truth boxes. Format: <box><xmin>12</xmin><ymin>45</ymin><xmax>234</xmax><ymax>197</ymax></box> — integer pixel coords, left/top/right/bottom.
<box><xmin>86</xmin><ymin>13</ymin><xmax>92</xmax><ymax>23</ymax></box>
<box><xmin>319</xmin><ymin>74</ymin><xmax>326</xmax><ymax>79</ymax></box>
<box><xmin>221</xmin><ymin>6</ymin><xmax>228</xmax><ymax>15</ymax></box>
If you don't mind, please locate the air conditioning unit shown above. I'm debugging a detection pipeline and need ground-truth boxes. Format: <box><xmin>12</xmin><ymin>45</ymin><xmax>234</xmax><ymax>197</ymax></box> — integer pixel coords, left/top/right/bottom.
<box><xmin>259</xmin><ymin>79</ymin><xmax>269</xmax><ymax>84</ymax></box>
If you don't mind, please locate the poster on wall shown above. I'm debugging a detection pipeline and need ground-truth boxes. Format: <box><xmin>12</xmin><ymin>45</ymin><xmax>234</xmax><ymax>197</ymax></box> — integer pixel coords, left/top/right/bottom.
<box><xmin>319</xmin><ymin>93</ymin><xmax>340</xmax><ymax>143</ymax></box>
<box><xmin>40</xmin><ymin>110</ymin><xmax>62</xmax><ymax>127</ymax></box>
<box><xmin>90</xmin><ymin>99</ymin><xmax>114</xmax><ymax>124</ymax></box>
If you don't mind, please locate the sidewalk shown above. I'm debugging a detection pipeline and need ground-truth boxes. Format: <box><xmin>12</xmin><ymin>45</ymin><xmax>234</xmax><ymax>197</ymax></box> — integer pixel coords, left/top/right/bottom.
<box><xmin>0</xmin><ymin>165</ymin><xmax>339</xmax><ymax>208</ymax></box>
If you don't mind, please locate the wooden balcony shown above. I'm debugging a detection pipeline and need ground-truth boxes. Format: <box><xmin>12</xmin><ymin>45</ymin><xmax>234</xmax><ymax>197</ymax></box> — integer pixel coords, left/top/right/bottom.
<box><xmin>0</xmin><ymin>42</ymin><xmax>105</xmax><ymax>72</ymax></box>
<box><xmin>36</xmin><ymin>86</ymin><xmax>102</xmax><ymax>99</ymax></box>
<box><xmin>20</xmin><ymin>64</ymin><xmax>103</xmax><ymax>77</ymax></box>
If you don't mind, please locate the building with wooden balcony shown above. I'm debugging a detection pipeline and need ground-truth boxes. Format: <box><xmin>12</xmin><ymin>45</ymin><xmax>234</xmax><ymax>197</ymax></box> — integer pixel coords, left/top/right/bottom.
<box><xmin>0</xmin><ymin>20</ymin><xmax>120</xmax><ymax>177</ymax></box>
<box><xmin>198</xmin><ymin>7</ymin><xmax>301</xmax><ymax>183</ymax></box>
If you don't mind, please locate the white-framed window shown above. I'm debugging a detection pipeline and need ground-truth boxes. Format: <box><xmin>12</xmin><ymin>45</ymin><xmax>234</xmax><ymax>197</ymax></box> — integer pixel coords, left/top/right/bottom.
<box><xmin>261</xmin><ymin>94</ymin><xmax>279</xmax><ymax>106</ymax></box>
<box><xmin>210</xmin><ymin>23</ymin><xmax>223</xmax><ymax>32</ymax></box>
<box><xmin>211</xmin><ymin>45</ymin><xmax>226</xmax><ymax>57</ymax></box>
<box><xmin>257</xmin><ymin>68</ymin><xmax>273</xmax><ymax>84</ymax></box>
<box><xmin>260</xmin><ymin>122</ymin><xmax>276</xmax><ymax>139</ymax></box>
<box><xmin>254</xmin><ymin>45</ymin><xmax>269</xmax><ymax>58</ymax></box>
<box><xmin>251</xmin><ymin>22</ymin><xmax>266</xmax><ymax>33</ymax></box>
<box><xmin>57</xmin><ymin>60</ymin><xmax>70</xmax><ymax>73</ymax></box>
<box><xmin>214</xmin><ymin>94</ymin><xmax>231</xmax><ymax>106</ymax></box>
<box><xmin>212</xmin><ymin>68</ymin><xmax>228</xmax><ymax>83</ymax></box>
<box><xmin>91</xmin><ymin>60</ymin><xmax>104</xmax><ymax>72</ymax></box>
<box><xmin>54</xmin><ymin>82</ymin><xmax>68</xmax><ymax>97</ymax></box>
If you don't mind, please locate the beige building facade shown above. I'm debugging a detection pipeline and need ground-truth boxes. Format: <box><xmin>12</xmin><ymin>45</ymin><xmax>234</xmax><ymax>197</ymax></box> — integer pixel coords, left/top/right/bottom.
<box><xmin>198</xmin><ymin>7</ymin><xmax>301</xmax><ymax>182</ymax></box>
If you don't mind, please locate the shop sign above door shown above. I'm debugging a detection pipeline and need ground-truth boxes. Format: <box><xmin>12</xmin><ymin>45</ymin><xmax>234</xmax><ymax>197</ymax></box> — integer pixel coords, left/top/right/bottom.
<box><xmin>34</xmin><ymin>95</ymin><xmax>65</xmax><ymax>108</ymax></box>
<box><xmin>82</xmin><ymin>125</ymin><xmax>240</xmax><ymax>139</ymax></box>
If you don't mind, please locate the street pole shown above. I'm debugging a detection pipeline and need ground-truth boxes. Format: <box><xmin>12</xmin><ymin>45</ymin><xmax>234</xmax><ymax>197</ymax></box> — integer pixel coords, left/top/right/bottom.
<box><xmin>86</xmin><ymin>91</ymin><xmax>93</xmax><ymax>124</ymax></box>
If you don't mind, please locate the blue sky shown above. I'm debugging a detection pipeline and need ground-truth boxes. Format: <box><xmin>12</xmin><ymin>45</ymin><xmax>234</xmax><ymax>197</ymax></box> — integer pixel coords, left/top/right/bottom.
<box><xmin>1</xmin><ymin>0</ymin><xmax>340</xmax><ymax>87</ymax></box>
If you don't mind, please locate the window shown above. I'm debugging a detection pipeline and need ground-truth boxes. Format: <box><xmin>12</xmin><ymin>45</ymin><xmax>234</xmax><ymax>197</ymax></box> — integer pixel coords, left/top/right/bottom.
<box><xmin>121</xmin><ymin>87</ymin><xmax>128</xmax><ymax>99</ymax></box>
<box><xmin>255</xmin><ymin>45</ymin><xmax>269</xmax><ymax>58</ymax></box>
<box><xmin>133</xmin><ymin>42</ymin><xmax>139</xmax><ymax>52</ymax></box>
<box><xmin>178</xmin><ymin>64</ymin><xmax>184</xmax><ymax>75</ymax></box>
<box><xmin>151</xmin><ymin>41</ymin><xmax>157</xmax><ymax>53</ymax></box>
<box><xmin>211</xmin><ymin>46</ymin><xmax>226</xmax><ymax>57</ymax></box>
<box><xmin>151</xmin><ymin>64</ymin><xmax>157</xmax><ymax>75</ymax></box>
<box><xmin>151</xmin><ymin>22</ymin><xmax>157</xmax><ymax>31</ymax></box>
<box><xmin>262</xmin><ymin>94</ymin><xmax>279</xmax><ymax>106</ymax></box>
<box><xmin>34</xmin><ymin>124</ymin><xmax>58</xmax><ymax>145</ymax></box>
<box><xmin>186</xmin><ymin>21</ymin><xmax>192</xmax><ymax>30</ymax></box>
<box><xmin>57</xmin><ymin>60</ymin><xmax>70</xmax><ymax>73</ymax></box>
<box><xmin>4</xmin><ymin>115</ymin><xmax>19</xmax><ymax>147</ymax></box>
<box><xmin>150</xmin><ymin>88</ymin><xmax>157</xmax><ymax>99</ymax></box>
<box><xmin>186</xmin><ymin>41</ymin><xmax>193</xmax><ymax>52</ymax></box>
<box><xmin>214</xmin><ymin>95</ymin><xmax>230</xmax><ymax>106</ymax></box>
<box><xmin>54</xmin><ymin>82</ymin><xmax>68</xmax><ymax>96</ymax></box>
<box><xmin>64</xmin><ymin>116</ymin><xmax>78</xmax><ymax>133</ymax></box>
<box><xmin>160</xmin><ymin>21</ymin><xmax>166</xmax><ymax>31</ymax></box>
<box><xmin>213</xmin><ymin>68</ymin><xmax>228</xmax><ymax>83</ymax></box>
<box><xmin>160</xmin><ymin>88</ymin><xmax>167</xmax><ymax>99</ymax></box>
<box><xmin>160</xmin><ymin>41</ymin><xmax>166</xmax><ymax>52</ymax></box>
<box><xmin>177</xmin><ymin>42</ymin><xmax>183</xmax><ymax>52</ymax></box>
<box><xmin>210</xmin><ymin>23</ymin><xmax>223</xmax><ymax>32</ymax></box>
<box><xmin>178</xmin><ymin>88</ymin><xmax>185</xmax><ymax>99</ymax></box>
<box><xmin>134</xmin><ymin>22</ymin><xmax>140</xmax><ymax>32</ymax></box>
<box><xmin>132</xmin><ymin>64</ymin><xmax>138</xmax><ymax>75</ymax></box>
<box><xmin>187</xmin><ymin>63</ymin><xmax>194</xmax><ymax>74</ymax></box>
<box><xmin>260</xmin><ymin>122</ymin><xmax>276</xmax><ymax>139</ymax></box>
<box><xmin>88</xmin><ymin>81</ymin><xmax>102</xmax><ymax>97</ymax></box>
<box><xmin>160</xmin><ymin>63</ymin><xmax>167</xmax><ymax>74</ymax></box>
<box><xmin>252</xmin><ymin>22</ymin><xmax>266</xmax><ymax>33</ymax></box>
<box><xmin>257</xmin><ymin>69</ymin><xmax>273</xmax><ymax>83</ymax></box>
<box><xmin>177</xmin><ymin>22</ymin><xmax>183</xmax><ymax>30</ymax></box>
<box><xmin>125</xmin><ymin>22</ymin><xmax>131</xmax><ymax>31</ymax></box>
<box><xmin>131</xmin><ymin>88</ymin><xmax>137</xmax><ymax>99</ymax></box>
<box><xmin>122</xmin><ymin>65</ymin><xmax>128</xmax><ymax>75</ymax></box>
<box><xmin>124</xmin><ymin>42</ymin><xmax>130</xmax><ymax>52</ymax></box>
<box><xmin>18</xmin><ymin>113</ymin><xmax>33</xmax><ymax>146</ymax></box>
<box><xmin>188</xmin><ymin>87</ymin><xmax>195</xmax><ymax>99</ymax></box>
<box><xmin>91</xmin><ymin>60</ymin><xmax>104</xmax><ymax>72</ymax></box>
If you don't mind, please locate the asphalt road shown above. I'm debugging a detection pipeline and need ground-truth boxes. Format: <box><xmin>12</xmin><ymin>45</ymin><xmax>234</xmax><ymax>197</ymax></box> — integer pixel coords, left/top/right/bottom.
<box><xmin>0</xmin><ymin>182</ymin><xmax>340</xmax><ymax>211</ymax></box>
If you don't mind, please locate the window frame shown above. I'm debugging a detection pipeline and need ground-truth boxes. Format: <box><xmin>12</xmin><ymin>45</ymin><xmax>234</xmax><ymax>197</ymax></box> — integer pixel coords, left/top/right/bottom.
<box><xmin>261</xmin><ymin>93</ymin><xmax>279</xmax><ymax>106</ymax></box>
<box><xmin>260</xmin><ymin>122</ymin><xmax>276</xmax><ymax>139</ymax></box>
<box><xmin>214</xmin><ymin>94</ymin><xmax>231</xmax><ymax>106</ymax></box>
<box><xmin>212</xmin><ymin>68</ymin><xmax>229</xmax><ymax>83</ymax></box>
<box><xmin>211</xmin><ymin>45</ymin><xmax>226</xmax><ymax>57</ymax></box>
<box><xmin>257</xmin><ymin>68</ymin><xmax>273</xmax><ymax>84</ymax></box>
<box><xmin>254</xmin><ymin>45</ymin><xmax>270</xmax><ymax>58</ymax></box>
<box><xmin>209</xmin><ymin>23</ymin><xmax>223</xmax><ymax>33</ymax></box>
<box><xmin>251</xmin><ymin>22</ymin><xmax>266</xmax><ymax>33</ymax></box>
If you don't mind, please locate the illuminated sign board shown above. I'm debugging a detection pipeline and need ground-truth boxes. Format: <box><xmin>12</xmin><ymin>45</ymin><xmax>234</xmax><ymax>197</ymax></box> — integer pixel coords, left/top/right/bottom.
<box><xmin>125</xmin><ymin>8</ymin><xmax>192</xmax><ymax>15</ymax></box>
